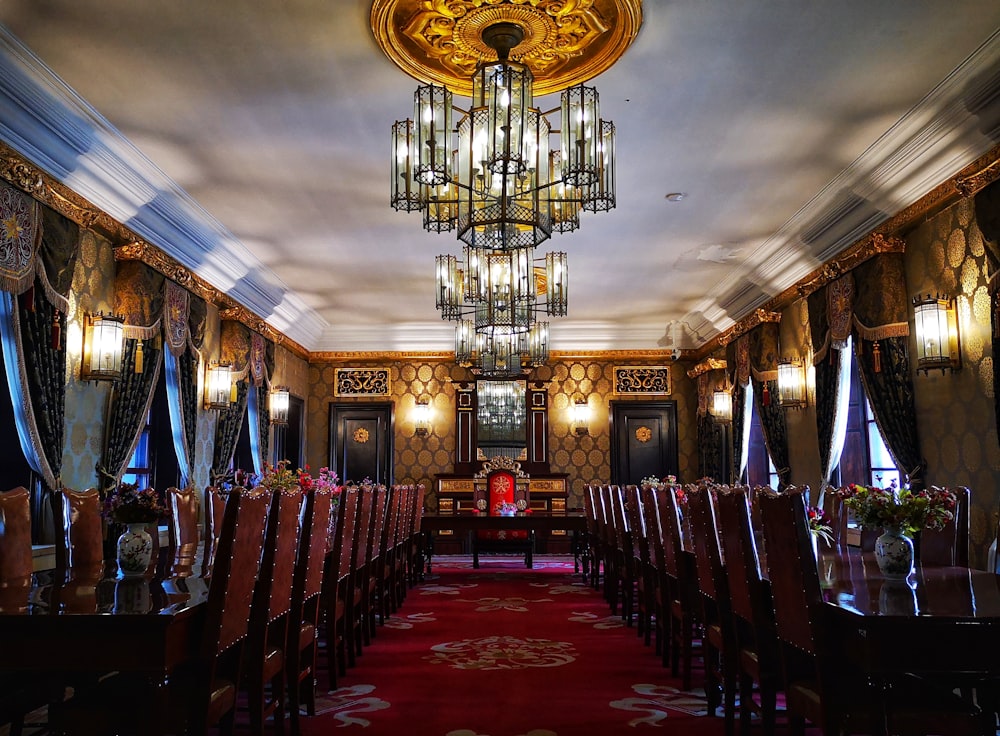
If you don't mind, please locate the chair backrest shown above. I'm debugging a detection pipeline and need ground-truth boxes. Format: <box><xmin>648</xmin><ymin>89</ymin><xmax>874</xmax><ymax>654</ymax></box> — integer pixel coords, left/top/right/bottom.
<box><xmin>758</xmin><ymin>489</ymin><xmax>826</xmax><ymax>656</ymax></box>
<box><xmin>624</xmin><ymin>485</ymin><xmax>647</xmax><ymax>561</ymax></box>
<box><xmin>352</xmin><ymin>487</ymin><xmax>375</xmax><ymax>569</ymax></box>
<box><xmin>653</xmin><ymin>486</ymin><xmax>685</xmax><ymax>579</ymax></box>
<box><xmin>0</xmin><ymin>486</ymin><xmax>32</xmax><ymax>582</ymax></box>
<box><xmin>202</xmin><ymin>487</ymin><xmax>271</xmax><ymax>658</ymax></box>
<box><xmin>368</xmin><ymin>485</ymin><xmax>389</xmax><ymax>565</ymax></box>
<box><xmin>919</xmin><ymin>486</ymin><xmax>970</xmax><ymax>567</ymax></box>
<box><xmin>167</xmin><ymin>486</ymin><xmax>201</xmax><ymax>554</ymax></box>
<box><xmin>640</xmin><ymin>485</ymin><xmax>662</xmax><ymax>571</ymax></box>
<box><xmin>687</xmin><ymin>487</ymin><xmax>724</xmax><ymax>602</ymax></box>
<box><xmin>261</xmin><ymin>488</ymin><xmax>303</xmax><ymax>623</ymax></box>
<box><xmin>716</xmin><ymin>487</ymin><xmax>763</xmax><ymax>626</ymax></box>
<box><xmin>337</xmin><ymin>489</ymin><xmax>360</xmax><ymax>581</ymax></box>
<box><xmin>473</xmin><ymin>456</ymin><xmax>530</xmax><ymax>514</ymax></box>
<box><xmin>56</xmin><ymin>486</ymin><xmax>103</xmax><ymax>569</ymax></box>
<box><xmin>295</xmin><ymin>486</ymin><xmax>335</xmax><ymax>605</ymax></box>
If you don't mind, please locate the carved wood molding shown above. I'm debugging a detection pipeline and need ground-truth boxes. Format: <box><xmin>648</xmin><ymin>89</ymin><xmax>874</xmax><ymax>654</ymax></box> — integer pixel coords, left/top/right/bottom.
<box><xmin>686</xmin><ymin>358</ymin><xmax>727</xmax><ymax>379</ymax></box>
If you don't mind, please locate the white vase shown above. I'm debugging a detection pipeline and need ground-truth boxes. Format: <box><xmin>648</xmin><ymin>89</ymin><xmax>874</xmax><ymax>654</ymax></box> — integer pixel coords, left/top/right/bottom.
<box><xmin>117</xmin><ymin>522</ymin><xmax>153</xmax><ymax>577</ymax></box>
<box><xmin>874</xmin><ymin>526</ymin><xmax>913</xmax><ymax>579</ymax></box>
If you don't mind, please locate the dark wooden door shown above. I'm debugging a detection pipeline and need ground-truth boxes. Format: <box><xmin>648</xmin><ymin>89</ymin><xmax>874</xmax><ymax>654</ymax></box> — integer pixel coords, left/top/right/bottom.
<box><xmin>329</xmin><ymin>403</ymin><xmax>393</xmax><ymax>486</ymax></box>
<box><xmin>610</xmin><ymin>401</ymin><xmax>679</xmax><ymax>486</ymax></box>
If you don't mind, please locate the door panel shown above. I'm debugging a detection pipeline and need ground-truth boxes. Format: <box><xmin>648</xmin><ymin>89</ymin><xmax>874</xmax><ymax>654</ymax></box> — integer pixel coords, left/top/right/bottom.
<box><xmin>610</xmin><ymin>401</ymin><xmax>679</xmax><ymax>486</ymax></box>
<box><xmin>329</xmin><ymin>403</ymin><xmax>393</xmax><ymax>486</ymax></box>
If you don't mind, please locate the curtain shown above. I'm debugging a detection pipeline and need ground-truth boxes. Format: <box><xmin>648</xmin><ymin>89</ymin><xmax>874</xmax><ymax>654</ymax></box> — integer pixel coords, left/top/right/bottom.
<box><xmin>211</xmin><ymin>380</ymin><xmax>249</xmax><ymax>482</ymax></box>
<box><xmin>852</xmin><ymin>251</ymin><xmax>923</xmax><ymax>489</ymax></box>
<box><xmin>973</xmin><ymin>181</ymin><xmax>1000</xmax><ymax>447</ymax></box>
<box><xmin>0</xmin><ymin>187</ymin><xmax>79</xmax><ymax>541</ymax></box>
<box><xmin>728</xmin><ymin>336</ymin><xmax>750</xmax><ymax>484</ymax></box>
<box><xmin>809</xmin><ymin>275</ymin><xmax>855</xmax><ymax>488</ymax></box>
<box><xmin>246</xmin><ymin>330</ymin><xmax>274</xmax><ymax>472</ymax></box>
<box><xmin>99</xmin><ymin>260</ymin><xmax>166</xmax><ymax>493</ymax></box>
<box><xmin>748</xmin><ymin>321</ymin><xmax>790</xmax><ymax>489</ymax></box>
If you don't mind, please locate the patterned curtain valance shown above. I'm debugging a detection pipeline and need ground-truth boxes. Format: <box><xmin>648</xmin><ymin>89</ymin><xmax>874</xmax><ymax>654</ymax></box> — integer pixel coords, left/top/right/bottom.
<box><xmin>0</xmin><ymin>183</ymin><xmax>78</xmax><ymax>312</ymax></box>
<box><xmin>733</xmin><ymin>335</ymin><xmax>750</xmax><ymax>387</ymax></box>
<box><xmin>697</xmin><ymin>373</ymin><xmax>709</xmax><ymax>417</ymax></box>
<box><xmin>809</xmin><ymin>273</ymin><xmax>855</xmax><ymax>364</ymax></box>
<box><xmin>852</xmin><ymin>252</ymin><xmax>910</xmax><ymax>341</ymax></box>
<box><xmin>221</xmin><ymin>320</ymin><xmax>273</xmax><ymax>387</ymax></box>
<box><xmin>748</xmin><ymin>321</ymin><xmax>780</xmax><ymax>382</ymax></box>
<box><xmin>114</xmin><ymin>261</ymin><xmax>206</xmax><ymax>349</ymax></box>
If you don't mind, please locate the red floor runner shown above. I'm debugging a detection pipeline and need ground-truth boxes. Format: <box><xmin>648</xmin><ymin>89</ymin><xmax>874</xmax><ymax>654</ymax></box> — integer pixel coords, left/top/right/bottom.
<box><xmin>299</xmin><ymin>556</ymin><xmax>728</xmax><ymax>735</ymax></box>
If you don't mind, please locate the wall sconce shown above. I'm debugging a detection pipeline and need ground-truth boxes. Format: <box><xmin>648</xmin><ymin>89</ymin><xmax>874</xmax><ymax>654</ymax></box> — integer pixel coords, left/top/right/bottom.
<box><xmin>414</xmin><ymin>398</ymin><xmax>431</xmax><ymax>437</ymax></box>
<box><xmin>204</xmin><ymin>362</ymin><xmax>234</xmax><ymax>410</ymax></box>
<box><xmin>711</xmin><ymin>387</ymin><xmax>732</xmax><ymax>423</ymax></box>
<box><xmin>912</xmin><ymin>293</ymin><xmax>961</xmax><ymax>374</ymax></box>
<box><xmin>80</xmin><ymin>312</ymin><xmax>125</xmax><ymax>381</ymax></box>
<box><xmin>571</xmin><ymin>396</ymin><xmax>590</xmax><ymax>436</ymax></box>
<box><xmin>777</xmin><ymin>358</ymin><xmax>807</xmax><ymax>409</ymax></box>
<box><xmin>269</xmin><ymin>386</ymin><xmax>290</xmax><ymax>425</ymax></box>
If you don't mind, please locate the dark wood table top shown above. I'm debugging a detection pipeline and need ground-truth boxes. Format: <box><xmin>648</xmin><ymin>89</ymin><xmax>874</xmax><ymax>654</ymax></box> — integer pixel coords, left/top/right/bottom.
<box><xmin>0</xmin><ymin>553</ymin><xmax>208</xmax><ymax>678</ymax></box>
<box><xmin>421</xmin><ymin>511</ymin><xmax>587</xmax><ymax>532</ymax></box>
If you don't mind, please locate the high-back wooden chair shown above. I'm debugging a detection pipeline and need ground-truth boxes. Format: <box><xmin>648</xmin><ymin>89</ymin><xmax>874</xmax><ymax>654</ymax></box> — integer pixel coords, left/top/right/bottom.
<box><xmin>582</xmin><ymin>484</ymin><xmax>603</xmax><ymax>590</ymax></box>
<box><xmin>471</xmin><ymin>456</ymin><xmax>532</xmax><ymax>568</ymax></box>
<box><xmin>188</xmin><ymin>486</ymin><xmax>271</xmax><ymax>736</ymax></box>
<box><xmin>361</xmin><ymin>485</ymin><xmax>388</xmax><ymax>645</ymax></box>
<box><xmin>287</xmin><ymin>485</ymin><xmax>335</xmax><ymax>734</ymax></box>
<box><xmin>687</xmin><ymin>486</ymin><xmax>737</xmax><ymax>735</ymax></box>
<box><xmin>202</xmin><ymin>486</ymin><xmax>228</xmax><ymax>577</ymax></box>
<box><xmin>167</xmin><ymin>486</ymin><xmax>200</xmax><ymax>576</ymax></box>
<box><xmin>716</xmin><ymin>486</ymin><xmax>782</xmax><ymax>736</ymax></box>
<box><xmin>244</xmin><ymin>487</ymin><xmax>302</xmax><ymax>736</ymax></box>
<box><xmin>54</xmin><ymin>486</ymin><xmax>104</xmax><ymax>571</ymax></box>
<box><xmin>653</xmin><ymin>485</ymin><xmax>699</xmax><ymax>690</ymax></box>
<box><xmin>918</xmin><ymin>486</ymin><xmax>970</xmax><ymax>567</ymax></box>
<box><xmin>405</xmin><ymin>484</ymin><xmax>426</xmax><ymax>588</ymax></box>
<box><xmin>323</xmin><ymin>487</ymin><xmax>359</xmax><ymax>686</ymax></box>
<box><xmin>349</xmin><ymin>486</ymin><xmax>376</xmax><ymax>658</ymax></box>
<box><xmin>759</xmin><ymin>488</ymin><xmax>988</xmax><ymax>736</ymax></box>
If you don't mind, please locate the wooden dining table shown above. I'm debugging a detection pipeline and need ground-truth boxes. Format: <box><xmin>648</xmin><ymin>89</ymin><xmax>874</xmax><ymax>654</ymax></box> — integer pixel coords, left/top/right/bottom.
<box><xmin>0</xmin><ymin>553</ymin><xmax>209</xmax><ymax>688</ymax></box>
<box><xmin>816</xmin><ymin>547</ymin><xmax>1000</xmax><ymax>677</ymax></box>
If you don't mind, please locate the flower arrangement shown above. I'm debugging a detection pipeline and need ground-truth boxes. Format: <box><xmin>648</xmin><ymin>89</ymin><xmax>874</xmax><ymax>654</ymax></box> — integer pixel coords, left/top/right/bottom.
<box><xmin>806</xmin><ymin>505</ymin><xmax>835</xmax><ymax>546</ymax></box>
<box><xmin>257</xmin><ymin>460</ymin><xmax>300</xmax><ymax>493</ymax></box>
<box><xmin>640</xmin><ymin>474</ymin><xmax>679</xmax><ymax>488</ymax></box>
<box><xmin>495</xmin><ymin>500</ymin><xmax>518</xmax><ymax>515</ymax></box>
<box><xmin>836</xmin><ymin>482</ymin><xmax>955</xmax><ymax>535</ymax></box>
<box><xmin>103</xmin><ymin>482</ymin><xmax>166</xmax><ymax>524</ymax></box>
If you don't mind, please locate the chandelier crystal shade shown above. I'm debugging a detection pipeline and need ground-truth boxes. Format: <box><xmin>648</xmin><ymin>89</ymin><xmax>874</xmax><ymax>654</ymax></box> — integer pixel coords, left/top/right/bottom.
<box><xmin>392</xmin><ymin>21</ymin><xmax>615</xmax><ymax>376</ymax></box>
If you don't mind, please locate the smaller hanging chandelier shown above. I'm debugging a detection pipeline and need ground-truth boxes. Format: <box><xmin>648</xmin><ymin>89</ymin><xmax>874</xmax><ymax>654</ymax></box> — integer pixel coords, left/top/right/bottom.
<box><xmin>80</xmin><ymin>312</ymin><xmax>126</xmax><ymax>381</ymax></box>
<box><xmin>269</xmin><ymin>386</ymin><xmax>290</xmax><ymax>425</ymax></box>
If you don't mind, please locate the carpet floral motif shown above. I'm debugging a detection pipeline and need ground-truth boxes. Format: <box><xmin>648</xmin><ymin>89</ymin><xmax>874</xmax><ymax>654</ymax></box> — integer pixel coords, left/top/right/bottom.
<box><xmin>419</xmin><ymin>582</ymin><xmax>479</xmax><ymax>596</ymax></box>
<box><xmin>383</xmin><ymin>611</ymin><xmax>436</xmax><ymax>630</ymax></box>
<box><xmin>446</xmin><ymin>730</ymin><xmax>558</xmax><ymax>736</ymax></box>
<box><xmin>426</xmin><ymin>635</ymin><xmax>577</xmax><ymax>671</ymax></box>
<box><xmin>529</xmin><ymin>581</ymin><xmax>591</xmax><ymax>595</ymax></box>
<box><xmin>609</xmin><ymin>683</ymin><xmax>709</xmax><ymax>726</ymax></box>
<box><xmin>315</xmin><ymin>684</ymin><xmax>390</xmax><ymax>726</ymax></box>
<box><xmin>567</xmin><ymin>611</ymin><xmax>625</xmax><ymax>629</ymax></box>
<box><xmin>456</xmin><ymin>595</ymin><xmax>553</xmax><ymax>612</ymax></box>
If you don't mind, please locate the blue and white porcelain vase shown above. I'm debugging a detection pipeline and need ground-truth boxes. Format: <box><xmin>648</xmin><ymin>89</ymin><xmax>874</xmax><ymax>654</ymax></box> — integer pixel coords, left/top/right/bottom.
<box><xmin>116</xmin><ymin>523</ymin><xmax>153</xmax><ymax>577</ymax></box>
<box><xmin>874</xmin><ymin>525</ymin><xmax>913</xmax><ymax>579</ymax></box>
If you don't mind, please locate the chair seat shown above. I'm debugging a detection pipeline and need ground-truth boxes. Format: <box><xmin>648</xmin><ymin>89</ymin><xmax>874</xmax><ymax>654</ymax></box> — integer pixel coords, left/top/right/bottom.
<box><xmin>299</xmin><ymin>622</ymin><xmax>316</xmax><ymax>650</ymax></box>
<box><xmin>206</xmin><ymin>677</ymin><xmax>238</xmax><ymax>726</ymax></box>
<box><xmin>262</xmin><ymin>647</ymin><xmax>284</xmax><ymax>681</ymax></box>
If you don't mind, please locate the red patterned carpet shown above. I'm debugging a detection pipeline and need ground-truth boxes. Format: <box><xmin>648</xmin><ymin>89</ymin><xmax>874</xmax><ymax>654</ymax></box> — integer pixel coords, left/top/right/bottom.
<box><xmin>299</xmin><ymin>555</ymin><xmax>729</xmax><ymax>735</ymax></box>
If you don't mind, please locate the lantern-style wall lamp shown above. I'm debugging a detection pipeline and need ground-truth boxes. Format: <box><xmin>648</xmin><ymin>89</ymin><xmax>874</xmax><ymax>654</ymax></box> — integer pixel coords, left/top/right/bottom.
<box><xmin>912</xmin><ymin>293</ymin><xmax>961</xmax><ymax>374</ymax></box>
<box><xmin>777</xmin><ymin>358</ymin><xmax>807</xmax><ymax>409</ymax></box>
<box><xmin>571</xmin><ymin>396</ymin><xmax>591</xmax><ymax>436</ymax></box>
<box><xmin>711</xmin><ymin>386</ymin><xmax>733</xmax><ymax>424</ymax></box>
<box><xmin>204</xmin><ymin>362</ymin><xmax>234</xmax><ymax>410</ymax></box>
<box><xmin>269</xmin><ymin>386</ymin><xmax>290</xmax><ymax>425</ymax></box>
<box><xmin>414</xmin><ymin>397</ymin><xmax>431</xmax><ymax>437</ymax></box>
<box><xmin>80</xmin><ymin>312</ymin><xmax>125</xmax><ymax>381</ymax></box>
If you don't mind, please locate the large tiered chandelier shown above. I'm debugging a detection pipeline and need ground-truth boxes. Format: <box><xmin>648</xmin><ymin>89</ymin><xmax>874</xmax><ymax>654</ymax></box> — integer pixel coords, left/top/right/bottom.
<box><xmin>390</xmin><ymin>20</ymin><xmax>616</xmax><ymax>376</ymax></box>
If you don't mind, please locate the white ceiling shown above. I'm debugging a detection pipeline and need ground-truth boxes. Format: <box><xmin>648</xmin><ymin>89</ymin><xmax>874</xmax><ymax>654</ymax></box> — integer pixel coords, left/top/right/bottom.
<box><xmin>2</xmin><ymin>2</ymin><xmax>1000</xmax><ymax>353</ymax></box>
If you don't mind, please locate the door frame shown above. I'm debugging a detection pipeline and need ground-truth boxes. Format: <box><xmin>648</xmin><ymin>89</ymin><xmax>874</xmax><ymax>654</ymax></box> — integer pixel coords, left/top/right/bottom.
<box><xmin>609</xmin><ymin>400</ymin><xmax>679</xmax><ymax>486</ymax></box>
<box><xmin>328</xmin><ymin>402</ymin><xmax>394</xmax><ymax>486</ymax></box>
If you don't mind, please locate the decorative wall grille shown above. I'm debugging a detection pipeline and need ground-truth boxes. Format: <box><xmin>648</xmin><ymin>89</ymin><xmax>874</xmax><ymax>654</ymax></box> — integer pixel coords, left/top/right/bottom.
<box><xmin>334</xmin><ymin>367</ymin><xmax>390</xmax><ymax>396</ymax></box>
<box><xmin>613</xmin><ymin>366</ymin><xmax>671</xmax><ymax>395</ymax></box>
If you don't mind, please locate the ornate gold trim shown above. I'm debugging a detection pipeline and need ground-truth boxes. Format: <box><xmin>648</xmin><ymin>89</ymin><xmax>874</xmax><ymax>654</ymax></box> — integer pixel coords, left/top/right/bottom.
<box><xmin>686</xmin><ymin>358</ymin><xmax>727</xmax><ymax>379</ymax></box>
<box><xmin>714</xmin><ymin>308</ymin><xmax>782</xmax><ymax>349</ymax></box>
<box><xmin>370</xmin><ymin>0</ymin><xmax>643</xmax><ymax>96</ymax></box>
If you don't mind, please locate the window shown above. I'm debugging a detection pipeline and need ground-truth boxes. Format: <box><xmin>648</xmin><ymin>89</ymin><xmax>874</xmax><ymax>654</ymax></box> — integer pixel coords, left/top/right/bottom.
<box><xmin>835</xmin><ymin>348</ymin><xmax>900</xmax><ymax>488</ymax></box>
<box><xmin>121</xmin><ymin>365</ymin><xmax>179</xmax><ymax>490</ymax></box>
<box><xmin>744</xmin><ymin>383</ymin><xmax>780</xmax><ymax>489</ymax></box>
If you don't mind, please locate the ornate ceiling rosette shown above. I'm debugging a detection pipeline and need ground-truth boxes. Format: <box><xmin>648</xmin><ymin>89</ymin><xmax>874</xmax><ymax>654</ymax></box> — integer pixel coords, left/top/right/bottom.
<box><xmin>370</xmin><ymin>0</ymin><xmax>643</xmax><ymax>96</ymax></box>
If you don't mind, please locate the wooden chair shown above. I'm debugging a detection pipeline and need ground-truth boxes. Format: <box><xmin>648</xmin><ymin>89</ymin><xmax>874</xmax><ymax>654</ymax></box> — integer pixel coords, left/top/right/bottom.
<box><xmin>287</xmin><ymin>485</ymin><xmax>335</xmax><ymax>734</ymax></box>
<box><xmin>349</xmin><ymin>486</ymin><xmax>376</xmax><ymax>658</ymax></box>
<box><xmin>167</xmin><ymin>486</ymin><xmax>200</xmax><ymax>575</ymax></box>
<box><xmin>641</xmin><ymin>485</ymin><xmax>667</xmax><ymax>660</ymax></box>
<box><xmin>917</xmin><ymin>486</ymin><xmax>970</xmax><ymax>566</ymax></box>
<box><xmin>0</xmin><ymin>486</ymin><xmax>55</xmax><ymax>736</ymax></box>
<box><xmin>202</xmin><ymin>485</ymin><xmax>228</xmax><ymax>577</ymax></box>
<box><xmin>716</xmin><ymin>487</ymin><xmax>782</xmax><ymax>736</ymax></box>
<box><xmin>361</xmin><ymin>485</ymin><xmax>388</xmax><ymax>643</ymax></box>
<box><xmin>322</xmin><ymin>487</ymin><xmax>359</xmax><ymax>685</ymax></box>
<box><xmin>687</xmin><ymin>486</ymin><xmax>737</xmax><ymax>736</ymax></box>
<box><xmin>53</xmin><ymin>487</ymin><xmax>103</xmax><ymax>571</ymax></box>
<box><xmin>471</xmin><ymin>456</ymin><xmax>532</xmax><ymax>569</ymax></box>
<box><xmin>405</xmin><ymin>484</ymin><xmax>426</xmax><ymax>588</ymax></box>
<box><xmin>654</xmin><ymin>485</ymin><xmax>700</xmax><ymax>689</ymax></box>
<box><xmin>611</xmin><ymin>485</ymin><xmax>637</xmax><ymax>625</ymax></box>
<box><xmin>758</xmin><ymin>489</ymin><xmax>989</xmax><ymax>736</ymax></box>
<box><xmin>243</xmin><ymin>487</ymin><xmax>302</xmax><ymax>736</ymax></box>
<box><xmin>582</xmin><ymin>485</ymin><xmax>604</xmax><ymax>590</ymax></box>
<box><xmin>376</xmin><ymin>485</ymin><xmax>401</xmax><ymax>625</ymax></box>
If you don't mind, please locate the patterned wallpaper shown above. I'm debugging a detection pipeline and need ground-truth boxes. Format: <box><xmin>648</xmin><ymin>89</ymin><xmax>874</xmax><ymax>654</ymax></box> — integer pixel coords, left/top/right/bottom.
<box><xmin>306</xmin><ymin>357</ymin><xmax>698</xmax><ymax>511</ymax></box>
<box><xmin>904</xmin><ymin>196</ymin><xmax>1000</xmax><ymax>566</ymax></box>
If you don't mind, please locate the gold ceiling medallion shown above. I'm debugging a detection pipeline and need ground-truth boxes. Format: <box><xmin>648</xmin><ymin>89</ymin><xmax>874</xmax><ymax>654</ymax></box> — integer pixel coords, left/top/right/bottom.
<box><xmin>370</xmin><ymin>0</ymin><xmax>643</xmax><ymax>96</ymax></box>
<box><xmin>635</xmin><ymin>426</ymin><xmax>652</xmax><ymax>443</ymax></box>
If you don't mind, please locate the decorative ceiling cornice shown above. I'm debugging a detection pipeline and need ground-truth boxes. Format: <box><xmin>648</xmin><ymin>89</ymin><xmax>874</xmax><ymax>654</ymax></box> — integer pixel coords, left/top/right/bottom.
<box><xmin>370</xmin><ymin>0</ymin><xmax>643</xmax><ymax>96</ymax></box>
<box><xmin>687</xmin><ymin>358</ymin><xmax>727</xmax><ymax>379</ymax></box>
<box><xmin>713</xmin><ymin>309</ymin><xmax>783</xmax><ymax>350</ymax></box>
